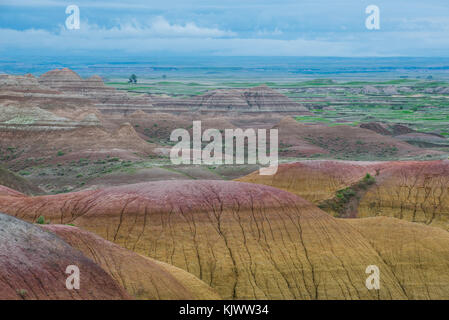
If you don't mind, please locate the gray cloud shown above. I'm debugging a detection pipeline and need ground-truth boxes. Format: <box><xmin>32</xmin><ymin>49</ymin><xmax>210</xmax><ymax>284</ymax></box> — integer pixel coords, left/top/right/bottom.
<box><xmin>2</xmin><ymin>1</ymin><xmax>449</xmax><ymax>57</ymax></box>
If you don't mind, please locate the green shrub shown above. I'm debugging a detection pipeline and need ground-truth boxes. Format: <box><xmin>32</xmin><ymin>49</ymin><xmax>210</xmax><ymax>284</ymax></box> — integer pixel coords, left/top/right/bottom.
<box><xmin>16</xmin><ymin>289</ymin><xmax>27</xmax><ymax>299</ymax></box>
<box><xmin>36</xmin><ymin>216</ymin><xmax>45</xmax><ymax>224</ymax></box>
<box><xmin>363</xmin><ymin>173</ymin><xmax>375</xmax><ymax>185</ymax></box>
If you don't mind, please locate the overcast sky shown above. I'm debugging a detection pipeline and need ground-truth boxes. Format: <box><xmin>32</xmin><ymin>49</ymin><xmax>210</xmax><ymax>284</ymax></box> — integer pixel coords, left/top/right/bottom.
<box><xmin>1</xmin><ymin>0</ymin><xmax>449</xmax><ymax>57</ymax></box>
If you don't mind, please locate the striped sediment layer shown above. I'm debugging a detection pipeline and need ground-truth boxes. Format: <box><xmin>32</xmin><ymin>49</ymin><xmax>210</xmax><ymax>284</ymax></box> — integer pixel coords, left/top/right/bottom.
<box><xmin>1</xmin><ymin>180</ymin><xmax>449</xmax><ymax>299</ymax></box>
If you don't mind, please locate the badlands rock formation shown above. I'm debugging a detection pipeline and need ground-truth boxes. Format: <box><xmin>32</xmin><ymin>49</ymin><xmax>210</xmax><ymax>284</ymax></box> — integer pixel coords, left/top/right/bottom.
<box><xmin>395</xmin><ymin>132</ymin><xmax>449</xmax><ymax>148</ymax></box>
<box><xmin>0</xmin><ymin>73</ymin><xmax>100</xmax><ymax>130</ymax></box>
<box><xmin>0</xmin><ymin>73</ymin><xmax>159</xmax><ymax>167</ymax></box>
<box><xmin>360</xmin><ymin>122</ymin><xmax>449</xmax><ymax>147</ymax></box>
<box><xmin>117</xmin><ymin>111</ymin><xmax>237</xmax><ymax>143</ymax></box>
<box><xmin>239</xmin><ymin>160</ymin><xmax>449</xmax><ymax>231</ymax></box>
<box><xmin>274</xmin><ymin>117</ymin><xmax>439</xmax><ymax>158</ymax></box>
<box><xmin>358</xmin><ymin>160</ymin><xmax>449</xmax><ymax>231</ymax></box>
<box><xmin>185</xmin><ymin>85</ymin><xmax>310</xmax><ymax>113</ymax></box>
<box><xmin>347</xmin><ymin>217</ymin><xmax>449</xmax><ymax>299</ymax></box>
<box><xmin>1</xmin><ymin>180</ymin><xmax>449</xmax><ymax>299</ymax></box>
<box><xmin>41</xmin><ymin>225</ymin><xmax>220</xmax><ymax>300</ymax></box>
<box><xmin>0</xmin><ymin>166</ymin><xmax>42</xmax><ymax>195</ymax></box>
<box><xmin>0</xmin><ymin>122</ymin><xmax>157</xmax><ymax>169</ymax></box>
<box><xmin>0</xmin><ymin>185</ymin><xmax>27</xmax><ymax>196</ymax></box>
<box><xmin>0</xmin><ymin>213</ymin><xmax>131</xmax><ymax>300</ymax></box>
<box><xmin>39</xmin><ymin>68</ymin><xmax>155</xmax><ymax>115</ymax></box>
<box><xmin>359</xmin><ymin>122</ymin><xmax>393</xmax><ymax>136</ymax></box>
<box><xmin>37</xmin><ymin>68</ymin><xmax>310</xmax><ymax>115</ymax></box>
<box><xmin>39</xmin><ymin>68</ymin><xmax>108</xmax><ymax>93</ymax></box>
<box><xmin>237</xmin><ymin>161</ymin><xmax>381</xmax><ymax>203</ymax></box>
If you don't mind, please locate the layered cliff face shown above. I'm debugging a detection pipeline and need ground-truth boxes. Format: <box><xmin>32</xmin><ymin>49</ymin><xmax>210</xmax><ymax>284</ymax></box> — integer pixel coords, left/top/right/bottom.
<box><xmin>41</xmin><ymin>225</ymin><xmax>221</xmax><ymax>300</ymax></box>
<box><xmin>0</xmin><ymin>100</ymin><xmax>99</xmax><ymax>131</ymax></box>
<box><xmin>0</xmin><ymin>122</ymin><xmax>157</xmax><ymax>169</ymax></box>
<box><xmin>37</xmin><ymin>68</ymin><xmax>310</xmax><ymax>115</ymax></box>
<box><xmin>39</xmin><ymin>68</ymin><xmax>156</xmax><ymax>114</ymax></box>
<box><xmin>0</xmin><ymin>74</ymin><xmax>159</xmax><ymax>167</ymax></box>
<box><xmin>0</xmin><ymin>213</ymin><xmax>131</xmax><ymax>300</ymax></box>
<box><xmin>185</xmin><ymin>85</ymin><xmax>310</xmax><ymax>113</ymax></box>
<box><xmin>145</xmin><ymin>86</ymin><xmax>310</xmax><ymax>114</ymax></box>
<box><xmin>38</xmin><ymin>68</ymin><xmax>87</xmax><ymax>90</ymax></box>
<box><xmin>1</xmin><ymin>180</ymin><xmax>449</xmax><ymax>299</ymax></box>
<box><xmin>0</xmin><ymin>72</ymin><xmax>100</xmax><ymax>130</ymax></box>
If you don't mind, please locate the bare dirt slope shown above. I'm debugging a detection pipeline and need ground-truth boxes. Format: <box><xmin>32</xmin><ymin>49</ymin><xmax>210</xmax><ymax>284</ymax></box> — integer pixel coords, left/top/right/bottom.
<box><xmin>1</xmin><ymin>180</ymin><xmax>449</xmax><ymax>299</ymax></box>
<box><xmin>0</xmin><ymin>73</ymin><xmax>160</xmax><ymax>168</ymax></box>
<box><xmin>360</xmin><ymin>122</ymin><xmax>449</xmax><ymax>147</ymax></box>
<box><xmin>274</xmin><ymin>117</ymin><xmax>440</xmax><ymax>159</ymax></box>
<box><xmin>0</xmin><ymin>213</ymin><xmax>131</xmax><ymax>300</ymax></box>
<box><xmin>41</xmin><ymin>224</ymin><xmax>220</xmax><ymax>300</ymax></box>
<box><xmin>347</xmin><ymin>216</ymin><xmax>449</xmax><ymax>299</ymax></box>
<box><xmin>358</xmin><ymin>160</ymin><xmax>449</xmax><ymax>231</ymax></box>
<box><xmin>0</xmin><ymin>165</ymin><xmax>42</xmax><ymax>195</ymax></box>
<box><xmin>0</xmin><ymin>185</ymin><xmax>26</xmax><ymax>196</ymax></box>
<box><xmin>237</xmin><ymin>160</ymin><xmax>381</xmax><ymax>203</ymax></box>
<box><xmin>239</xmin><ymin>160</ymin><xmax>449</xmax><ymax>230</ymax></box>
<box><xmin>0</xmin><ymin>123</ymin><xmax>157</xmax><ymax>170</ymax></box>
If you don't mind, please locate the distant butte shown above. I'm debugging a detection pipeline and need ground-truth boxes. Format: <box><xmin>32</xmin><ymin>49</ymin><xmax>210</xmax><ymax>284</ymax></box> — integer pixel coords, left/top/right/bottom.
<box><xmin>35</xmin><ymin>68</ymin><xmax>310</xmax><ymax>115</ymax></box>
